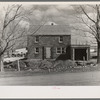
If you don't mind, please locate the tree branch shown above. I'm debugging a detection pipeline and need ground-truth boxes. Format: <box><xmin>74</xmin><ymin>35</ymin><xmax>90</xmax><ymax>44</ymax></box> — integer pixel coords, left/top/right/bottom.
<box><xmin>5</xmin><ymin>18</ymin><xmax>23</xmax><ymax>41</ymax></box>
<box><xmin>80</xmin><ymin>5</ymin><xmax>96</xmax><ymax>24</ymax></box>
<box><xmin>4</xmin><ymin>5</ymin><xmax>22</xmax><ymax>29</ymax></box>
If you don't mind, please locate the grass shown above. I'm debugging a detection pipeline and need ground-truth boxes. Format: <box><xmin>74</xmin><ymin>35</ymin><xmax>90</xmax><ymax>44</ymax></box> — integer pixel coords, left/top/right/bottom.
<box><xmin>1</xmin><ymin>64</ymin><xmax>100</xmax><ymax>78</ymax></box>
<box><xmin>2</xmin><ymin>58</ymin><xmax>99</xmax><ymax>78</ymax></box>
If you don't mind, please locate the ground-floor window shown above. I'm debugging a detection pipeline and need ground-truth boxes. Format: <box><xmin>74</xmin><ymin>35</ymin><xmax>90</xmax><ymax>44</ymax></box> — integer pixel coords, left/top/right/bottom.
<box><xmin>56</xmin><ymin>47</ymin><xmax>66</xmax><ymax>54</ymax></box>
<box><xmin>35</xmin><ymin>47</ymin><xmax>39</xmax><ymax>54</ymax></box>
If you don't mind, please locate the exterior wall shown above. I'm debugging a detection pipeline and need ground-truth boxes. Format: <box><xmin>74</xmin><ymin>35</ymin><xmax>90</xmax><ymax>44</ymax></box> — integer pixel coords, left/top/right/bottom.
<box><xmin>90</xmin><ymin>46</ymin><xmax>97</xmax><ymax>58</ymax></box>
<box><xmin>27</xmin><ymin>35</ymin><xmax>71</xmax><ymax>59</ymax></box>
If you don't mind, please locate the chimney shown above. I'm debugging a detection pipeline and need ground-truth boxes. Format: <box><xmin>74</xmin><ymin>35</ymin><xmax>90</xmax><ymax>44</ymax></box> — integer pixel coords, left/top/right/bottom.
<box><xmin>51</xmin><ymin>22</ymin><xmax>54</xmax><ymax>26</ymax></box>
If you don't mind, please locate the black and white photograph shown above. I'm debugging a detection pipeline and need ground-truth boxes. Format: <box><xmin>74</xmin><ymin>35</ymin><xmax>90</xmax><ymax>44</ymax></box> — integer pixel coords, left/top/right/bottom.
<box><xmin>0</xmin><ymin>2</ymin><xmax>100</xmax><ymax>86</ymax></box>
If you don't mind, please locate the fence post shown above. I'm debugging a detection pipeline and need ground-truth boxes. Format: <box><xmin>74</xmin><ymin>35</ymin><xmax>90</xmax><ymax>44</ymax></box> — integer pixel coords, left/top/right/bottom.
<box><xmin>17</xmin><ymin>60</ymin><xmax>20</xmax><ymax>71</ymax></box>
<box><xmin>83</xmin><ymin>56</ymin><xmax>85</xmax><ymax>67</ymax></box>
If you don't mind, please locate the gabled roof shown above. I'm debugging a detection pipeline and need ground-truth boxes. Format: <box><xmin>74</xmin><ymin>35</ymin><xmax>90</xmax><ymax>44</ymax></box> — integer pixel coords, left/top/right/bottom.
<box><xmin>29</xmin><ymin>25</ymin><xmax>71</xmax><ymax>35</ymax></box>
<box><xmin>28</xmin><ymin>24</ymin><xmax>93</xmax><ymax>46</ymax></box>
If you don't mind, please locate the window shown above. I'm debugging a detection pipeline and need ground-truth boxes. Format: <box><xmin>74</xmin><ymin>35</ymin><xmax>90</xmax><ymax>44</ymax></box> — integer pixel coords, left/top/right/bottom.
<box><xmin>59</xmin><ymin>36</ymin><xmax>63</xmax><ymax>43</ymax></box>
<box><xmin>35</xmin><ymin>36</ymin><xmax>39</xmax><ymax>43</ymax></box>
<box><xmin>62</xmin><ymin>48</ymin><xmax>65</xmax><ymax>53</ymax></box>
<box><xmin>35</xmin><ymin>47</ymin><xmax>39</xmax><ymax>54</ymax></box>
<box><xmin>56</xmin><ymin>48</ymin><xmax>61</xmax><ymax>54</ymax></box>
<box><xmin>56</xmin><ymin>47</ymin><xmax>66</xmax><ymax>54</ymax></box>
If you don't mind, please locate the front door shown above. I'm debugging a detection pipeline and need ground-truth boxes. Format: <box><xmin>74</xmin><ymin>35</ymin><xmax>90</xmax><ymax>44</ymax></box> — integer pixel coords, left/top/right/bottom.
<box><xmin>46</xmin><ymin>47</ymin><xmax>51</xmax><ymax>58</ymax></box>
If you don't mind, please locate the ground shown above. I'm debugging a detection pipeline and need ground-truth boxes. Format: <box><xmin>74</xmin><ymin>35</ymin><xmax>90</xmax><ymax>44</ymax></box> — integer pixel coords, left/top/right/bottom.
<box><xmin>0</xmin><ymin>70</ymin><xmax>100</xmax><ymax>85</ymax></box>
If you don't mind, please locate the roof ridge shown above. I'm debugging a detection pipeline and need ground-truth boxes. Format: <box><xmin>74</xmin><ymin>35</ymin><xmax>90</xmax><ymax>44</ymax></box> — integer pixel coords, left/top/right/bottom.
<box><xmin>29</xmin><ymin>25</ymin><xmax>70</xmax><ymax>26</ymax></box>
<box><xmin>28</xmin><ymin>24</ymin><xmax>71</xmax><ymax>35</ymax></box>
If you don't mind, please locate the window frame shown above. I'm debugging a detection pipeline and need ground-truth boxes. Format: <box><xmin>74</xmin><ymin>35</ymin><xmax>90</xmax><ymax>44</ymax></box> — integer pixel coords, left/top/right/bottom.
<box><xmin>56</xmin><ymin>47</ymin><xmax>61</xmax><ymax>54</ymax></box>
<box><xmin>59</xmin><ymin>36</ymin><xmax>63</xmax><ymax>43</ymax></box>
<box><xmin>56</xmin><ymin>47</ymin><xmax>66</xmax><ymax>54</ymax></box>
<box><xmin>35</xmin><ymin>36</ymin><xmax>39</xmax><ymax>43</ymax></box>
<box><xmin>35</xmin><ymin>47</ymin><xmax>39</xmax><ymax>54</ymax></box>
<box><xmin>62</xmin><ymin>47</ymin><xmax>65</xmax><ymax>53</ymax></box>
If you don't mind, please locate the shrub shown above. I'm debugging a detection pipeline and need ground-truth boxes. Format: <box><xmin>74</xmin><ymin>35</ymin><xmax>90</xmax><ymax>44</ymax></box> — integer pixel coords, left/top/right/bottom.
<box><xmin>52</xmin><ymin>60</ymin><xmax>77</xmax><ymax>72</ymax></box>
<box><xmin>39</xmin><ymin>59</ymin><xmax>53</xmax><ymax>72</ymax></box>
<box><xmin>23</xmin><ymin>59</ymin><xmax>42</xmax><ymax>71</ymax></box>
<box><xmin>4</xmin><ymin>60</ymin><xmax>28</xmax><ymax>71</ymax></box>
<box><xmin>63</xmin><ymin>60</ymin><xmax>77</xmax><ymax>68</ymax></box>
<box><xmin>7</xmin><ymin>59</ymin><xmax>77</xmax><ymax>72</ymax></box>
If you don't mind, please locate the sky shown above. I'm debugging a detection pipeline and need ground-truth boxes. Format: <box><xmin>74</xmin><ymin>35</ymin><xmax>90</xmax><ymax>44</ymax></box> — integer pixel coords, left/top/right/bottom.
<box><xmin>0</xmin><ymin>4</ymin><xmax>94</xmax><ymax>28</ymax></box>
<box><xmin>0</xmin><ymin>3</ymin><xmax>97</xmax><ymax>47</ymax></box>
<box><xmin>24</xmin><ymin>4</ymin><xmax>96</xmax><ymax>46</ymax></box>
<box><xmin>25</xmin><ymin>5</ymin><xmax>77</xmax><ymax>25</ymax></box>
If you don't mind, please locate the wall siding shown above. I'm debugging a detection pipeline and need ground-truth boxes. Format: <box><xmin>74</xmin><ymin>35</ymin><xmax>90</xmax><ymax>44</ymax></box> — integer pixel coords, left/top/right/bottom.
<box><xmin>27</xmin><ymin>35</ymin><xmax>71</xmax><ymax>59</ymax></box>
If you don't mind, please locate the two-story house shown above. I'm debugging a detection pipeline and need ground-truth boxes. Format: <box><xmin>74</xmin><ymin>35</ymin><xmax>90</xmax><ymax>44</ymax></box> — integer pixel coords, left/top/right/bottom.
<box><xmin>27</xmin><ymin>25</ymin><xmax>71</xmax><ymax>60</ymax></box>
<box><xmin>27</xmin><ymin>24</ymin><xmax>90</xmax><ymax>61</ymax></box>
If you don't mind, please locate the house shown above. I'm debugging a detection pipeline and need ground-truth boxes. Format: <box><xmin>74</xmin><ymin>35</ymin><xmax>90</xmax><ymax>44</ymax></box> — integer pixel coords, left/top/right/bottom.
<box><xmin>27</xmin><ymin>24</ymin><xmax>90</xmax><ymax>61</ymax></box>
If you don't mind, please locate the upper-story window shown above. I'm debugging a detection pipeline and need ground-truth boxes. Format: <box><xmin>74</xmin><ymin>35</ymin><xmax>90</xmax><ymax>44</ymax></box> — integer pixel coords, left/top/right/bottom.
<box><xmin>59</xmin><ymin>36</ymin><xmax>63</xmax><ymax>43</ymax></box>
<box><xmin>35</xmin><ymin>36</ymin><xmax>39</xmax><ymax>43</ymax></box>
<box><xmin>62</xmin><ymin>47</ymin><xmax>65</xmax><ymax>53</ymax></box>
<box><xmin>35</xmin><ymin>47</ymin><xmax>39</xmax><ymax>54</ymax></box>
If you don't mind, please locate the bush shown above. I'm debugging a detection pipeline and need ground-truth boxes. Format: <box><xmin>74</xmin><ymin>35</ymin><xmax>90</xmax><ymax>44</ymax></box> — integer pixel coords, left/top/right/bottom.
<box><xmin>51</xmin><ymin>60</ymin><xmax>77</xmax><ymax>72</ymax></box>
<box><xmin>5</xmin><ymin>59</ymin><xmax>77</xmax><ymax>72</ymax></box>
<box><xmin>39</xmin><ymin>59</ymin><xmax>53</xmax><ymax>72</ymax></box>
<box><xmin>10</xmin><ymin>61</ymin><xmax>18</xmax><ymax>69</ymax></box>
<box><xmin>63</xmin><ymin>60</ymin><xmax>77</xmax><ymax>68</ymax></box>
<box><xmin>4</xmin><ymin>60</ymin><xmax>28</xmax><ymax>71</ymax></box>
<box><xmin>23</xmin><ymin>59</ymin><xmax>42</xmax><ymax>71</ymax></box>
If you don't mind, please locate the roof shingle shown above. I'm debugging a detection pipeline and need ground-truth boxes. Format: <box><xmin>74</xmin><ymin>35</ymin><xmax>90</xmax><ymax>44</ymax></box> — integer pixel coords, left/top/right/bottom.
<box><xmin>29</xmin><ymin>25</ymin><xmax>71</xmax><ymax>35</ymax></box>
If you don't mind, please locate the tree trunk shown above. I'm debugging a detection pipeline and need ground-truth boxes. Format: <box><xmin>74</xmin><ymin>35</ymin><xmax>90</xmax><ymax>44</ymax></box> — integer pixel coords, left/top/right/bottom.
<box><xmin>0</xmin><ymin>55</ymin><xmax>4</xmax><ymax>72</ymax></box>
<box><xmin>97</xmin><ymin>41</ymin><xmax>100</xmax><ymax>64</ymax></box>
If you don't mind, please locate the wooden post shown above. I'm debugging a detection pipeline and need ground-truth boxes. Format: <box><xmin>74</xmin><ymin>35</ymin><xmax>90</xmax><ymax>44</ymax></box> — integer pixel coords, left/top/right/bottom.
<box><xmin>17</xmin><ymin>60</ymin><xmax>20</xmax><ymax>71</ymax></box>
<box><xmin>0</xmin><ymin>56</ymin><xmax>4</xmax><ymax>72</ymax></box>
<box><xmin>72</xmin><ymin>48</ymin><xmax>75</xmax><ymax>61</ymax></box>
<box><xmin>48</xmin><ymin>68</ymin><xmax>50</xmax><ymax>73</ymax></box>
<box><xmin>42</xmin><ymin>46</ymin><xmax>44</xmax><ymax>60</ymax></box>
<box><xmin>83</xmin><ymin>56</ymin><xmax>85</xmax><ymax>67</ymax></box>
<box><xmin>86</xmin><ymin>48</ymin><xmax>88</xmax><ymax>61</ymax></box>
<box><xmin>1</xmin><ymin>60</ymin><xmax>4</xmax><ymax>72</ymax></box>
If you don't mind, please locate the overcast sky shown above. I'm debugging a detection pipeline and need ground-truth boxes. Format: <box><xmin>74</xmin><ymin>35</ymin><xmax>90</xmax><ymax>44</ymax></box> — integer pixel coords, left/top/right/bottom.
<box><xmin>25</xmin><ymin>4</ymin><xmax>96</xmax><ymax>45</ymax></box>
<box><xmin>0</xmin><ymin>3</ymin><xmax>97</xmax><ymax>46</ymax></box>
<box><xmin>24</xmin><ymin>5</ymin><xmax>78</xmax><ymax>25</ymax></box>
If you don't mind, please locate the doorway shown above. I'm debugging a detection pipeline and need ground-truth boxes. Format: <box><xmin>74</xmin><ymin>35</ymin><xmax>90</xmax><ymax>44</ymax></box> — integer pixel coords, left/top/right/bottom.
<box><xmin>75</xmin><ymin>48</ymin><xmax>87</xmax><ymax>60</ymax></box>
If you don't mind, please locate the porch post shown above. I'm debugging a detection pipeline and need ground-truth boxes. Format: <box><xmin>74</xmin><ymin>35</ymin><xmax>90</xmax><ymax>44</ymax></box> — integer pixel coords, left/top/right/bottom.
<box><xmin>17</xmin><ymin>60</ymin><xmax>20</xmax><ymax>71</ymax></box>
<box><xmin>72</xmin><ymin>48</ymin><xmax>75</xmax><ymax>61</ymax></box>
<box><xmin>42</xmin><ymin>46</ymin><xmax>44</xmax><ymax>60</ymax></box>
<box><xmin>86</xmin><ymin>48</ymin><xmax>88</xmax><ymax>60</ymax></box>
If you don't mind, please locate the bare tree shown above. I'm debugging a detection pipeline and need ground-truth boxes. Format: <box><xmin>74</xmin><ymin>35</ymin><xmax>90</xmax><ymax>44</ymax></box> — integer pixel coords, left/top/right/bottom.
<box><xmin>0</xmin><ymin>4</ymin><xmax>28</xmax><ymax>71</ymax></box>
<box><xmin>73</xmin><ymin>5</ymin><xmax>100</xmax><ymax>64</ymax></box>
<box><xmin>0</xmin><ymin>4</ymin><xmax>47</xmax><ymax>72</ymax></box>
